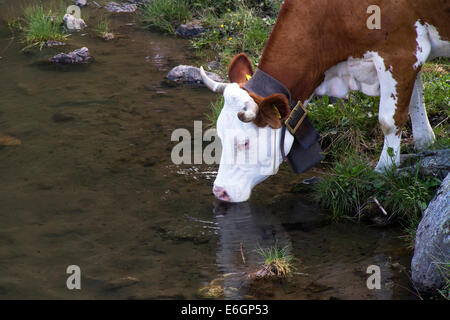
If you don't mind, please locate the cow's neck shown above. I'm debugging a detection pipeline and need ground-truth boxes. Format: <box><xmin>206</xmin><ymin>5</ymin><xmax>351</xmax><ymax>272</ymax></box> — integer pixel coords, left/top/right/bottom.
<box><xmin>257</xmin><ymin>1</ymin><xmax>356</xmax><ymax>103</ymax></box>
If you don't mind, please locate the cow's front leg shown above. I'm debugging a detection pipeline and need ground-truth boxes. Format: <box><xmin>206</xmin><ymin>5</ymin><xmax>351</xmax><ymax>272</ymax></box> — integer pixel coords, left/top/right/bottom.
<box><xmin>409</xmin><ymin>72</ymin><xmax>436</xmax><ymax>150</ymax></box>
<box><xmin>372</xmin><ymin>55</ymin><xmax>418</xmax><ymax>172</ymax></box>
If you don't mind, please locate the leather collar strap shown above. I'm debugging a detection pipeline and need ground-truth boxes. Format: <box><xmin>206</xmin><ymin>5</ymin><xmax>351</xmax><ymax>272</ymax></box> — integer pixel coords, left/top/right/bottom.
<box><xmin>243</xmin><ymin>69</ymin><xmax>324</xmax><ymax>174</ymax></box>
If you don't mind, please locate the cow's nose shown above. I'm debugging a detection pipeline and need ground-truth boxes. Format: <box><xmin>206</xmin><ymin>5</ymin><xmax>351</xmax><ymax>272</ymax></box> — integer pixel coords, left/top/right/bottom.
<box><xmin>213</xmin><ymin>185</ymin><xmax>231</xmax><ymax>202</ymax></box>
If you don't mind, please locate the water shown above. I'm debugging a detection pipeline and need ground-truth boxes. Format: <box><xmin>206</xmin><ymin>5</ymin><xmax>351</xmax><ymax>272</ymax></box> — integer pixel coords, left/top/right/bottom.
<box><xmin>0</xmin><ymin>1</ymin><xmax>416</xmax><ymax>299</ymax></box>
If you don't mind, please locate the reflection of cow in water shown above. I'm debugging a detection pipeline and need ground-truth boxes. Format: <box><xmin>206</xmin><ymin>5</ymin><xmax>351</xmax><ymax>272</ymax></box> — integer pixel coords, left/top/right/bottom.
<box><xmin>213</xmin><ymin>201</ymin><xmax>292</xmax><ymax>299</ymax></box>
<box><xmin>211</xmin><ymin>199</ymin><xmax>414</xmax><ymax>299</ymax></box>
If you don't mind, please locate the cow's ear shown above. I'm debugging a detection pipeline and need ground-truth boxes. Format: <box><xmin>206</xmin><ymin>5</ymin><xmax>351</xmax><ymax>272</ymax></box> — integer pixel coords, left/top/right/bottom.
<box><xmin>254</xmin><ymin>94</ymin><xmax>290</xmax><ymax>129</ymax></box>
<box><xmin>228</xmin><ymin>53</ymin><xmax>254</xmax><ymax>85</ymax></box>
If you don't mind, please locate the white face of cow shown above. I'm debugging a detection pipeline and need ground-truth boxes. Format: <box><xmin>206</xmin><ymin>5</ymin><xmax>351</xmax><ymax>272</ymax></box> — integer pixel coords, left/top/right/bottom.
<box><xmin>212</xmin><ymin>84</ymin><xmax>294</xmax><ymax>202</ymax></box>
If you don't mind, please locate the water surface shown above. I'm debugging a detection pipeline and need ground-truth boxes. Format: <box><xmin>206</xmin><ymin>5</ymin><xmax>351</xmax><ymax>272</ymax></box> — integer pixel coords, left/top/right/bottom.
<box><xmin>0</xmin><ymin>1</ymin><xmax>415</xmax><ymax>299</ymax></box>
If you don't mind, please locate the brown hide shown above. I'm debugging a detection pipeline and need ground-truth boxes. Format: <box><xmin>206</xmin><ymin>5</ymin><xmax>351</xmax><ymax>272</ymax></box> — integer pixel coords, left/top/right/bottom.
<box><xmin>257</xmin><ymin>0</ymin><xmax>449</xmax><ymax>129</ymax></box>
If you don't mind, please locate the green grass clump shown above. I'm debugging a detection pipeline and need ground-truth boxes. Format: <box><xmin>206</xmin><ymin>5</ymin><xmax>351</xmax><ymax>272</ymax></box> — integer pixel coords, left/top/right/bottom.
<box><xmin>141</xmin><ymin>0</ymin><xmax>192</xmax><ymax>34</ymax></box>
<box><xmin>205</xmin><ymin>96</ymin><xmax>224</xmax><ymax>128</ymax></box>
<box><xmin>191</xmin><ymin>5</ymin><xmax>276</xmax><ymax>66</ymax></box>
<box><xmin>313</xmin><ymin>155</ymin><xmax>442</xmax><ymax>247</ymax></box>
<box><xmin>255</xmin><ymin>243</ymin><xmax>295</xmax><ymax>278</ymax></box>
<box><xmin>22</xmin><ymin>4</ymin><xmax>68</xmax><ymax>50</ymax></box>
<box><xmin>95</xmin><ymin>16</ymin><xmax>110</xmax><ymax>34</ymax></box>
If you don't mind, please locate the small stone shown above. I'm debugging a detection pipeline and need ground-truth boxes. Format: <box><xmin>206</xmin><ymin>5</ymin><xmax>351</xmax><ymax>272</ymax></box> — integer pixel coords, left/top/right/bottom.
<box><xmin>0</xmin><ymin>136</ymin><xmax>21</xmax><ymax>146</ymax></box>
<box><xmin>44</xmin><ymin>41</ymin><xmax>66</xmax><ymax>48</ymax></box>
<box><xmin>73</xmin><ymin>0</ymin><xmax>87</xmax><ymax>6</ymax></box>
<box><xmin>105</xmin><ymin>2</ymin><xmax>137</xmax><ymax>13</ymax></box>
<box><xmin>103</xmin><ymin>33</ymin><xmax>115</xmax><ymax>41</ymax></box>
<box><xmin>63</xmin><ymin>13</ymin><xmax>87</xmax><ymax>31</ymax></box>
<box><xmin>175</xmin><ymin>23</ymin><xmax>205</xmax><ymax>39</ymax></box>
<box><xmin>197</xmin><ymin>285</ymin><xmax>223</xmax><ymax>299</ymax></box>
<box><xmin>104</xmin><ymin>276</ymin><xmax>139</xmax><ymax>290</ymax></box>
<box><xmin>52</xmin><ymin>113</ymin><xmax>75</xmax><ymax>123</ymax></box>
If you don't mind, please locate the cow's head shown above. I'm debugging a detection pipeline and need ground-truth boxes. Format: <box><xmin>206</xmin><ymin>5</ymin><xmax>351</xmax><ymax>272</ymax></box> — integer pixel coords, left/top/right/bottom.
<box><xmin>201</xmin><ymin>53</ymin><xmax>295</xmax><ymax>203</ymax></box>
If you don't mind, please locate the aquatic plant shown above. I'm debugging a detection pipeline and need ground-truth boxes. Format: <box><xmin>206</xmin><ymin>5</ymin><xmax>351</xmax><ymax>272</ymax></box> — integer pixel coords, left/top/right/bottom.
<box><xmin>22</xmin><ymin>4</ymin><xmax>68</xmax><ymax>50</ymax></box>
<box><xmin>95</xmin><ymin>16</ymin><xmax>114</xmax><ymax>40</ymax></box>
<box><xmin>141</xmin><ymin>0</ymin><xmax>192</xmax><ymax>34</ymax></box>
<box><xmin>254</xmin><ymin>243</ymin><xmax>295</xmax><ymax>278</ymax></box>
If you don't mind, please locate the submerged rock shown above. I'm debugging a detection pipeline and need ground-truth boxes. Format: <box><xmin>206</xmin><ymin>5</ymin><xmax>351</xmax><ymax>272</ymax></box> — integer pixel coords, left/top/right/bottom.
<box><xmin>166</xmin><ymin>65</ymin><xmax>223</xmax><ymax>85</ymax></box>
<box><xmin>105</xmin><ymin>2</ymin><xmax>137</xmax><ymax>13</ymax></box>
<box><xmin>104</xmin><ymin>276</ymin><xmax>139</xmax><ymax>290</ymax></box>
<box><xmin>0</xmin><ymin>136</ymin><xmax>21</xmax><ymax>146</ymax></box>
<box><xmin>175</xmin><ymin>23</ymin><xmax>205</xmax><ymax>39</ymax></box>
<box><xmin>103</xmin><ymin>33</ymin><xmax>115</xmax><ymax>41</ymax></box>
<box><xmin>411</xmin><ymin>173</ymin><xmax>450</xmax><ymax>292</ymax></box>
<box><xmin>63</xmin><ymin>13</ymin><xmax>87</xmax><ymax>31</ymax></box>
<box><xmin>49</xmin><ymin>47</ymin><xmax>91</xmax><ymax>64</ymax></box>
<box><xmin>44</xmin><ymin>40</ymin><xmax>66</xmax><ymax>48</ymax></box>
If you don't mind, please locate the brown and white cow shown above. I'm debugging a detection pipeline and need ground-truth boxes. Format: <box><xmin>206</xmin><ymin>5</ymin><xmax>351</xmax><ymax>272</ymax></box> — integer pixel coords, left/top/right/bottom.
<box><xmin>200</xmin><ymin>0</ymin><xmax>450</xmax><ymax>202</ymax></box>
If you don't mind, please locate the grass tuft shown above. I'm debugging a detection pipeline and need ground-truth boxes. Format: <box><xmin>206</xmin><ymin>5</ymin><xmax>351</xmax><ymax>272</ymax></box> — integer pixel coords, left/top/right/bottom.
<box><xmin>22</xmin><ymin>4</ymin><xmax>68</xmax><ymax>50</ymax></box>
<box><xmin>141</xmin><ymin>0</ymin><xmax>192</xmax><ymax>34</ymax></box>
<box><xmin>255</xmin><ymin>243</ymin><xmax>295</xmax><ymax>278</ymax></box>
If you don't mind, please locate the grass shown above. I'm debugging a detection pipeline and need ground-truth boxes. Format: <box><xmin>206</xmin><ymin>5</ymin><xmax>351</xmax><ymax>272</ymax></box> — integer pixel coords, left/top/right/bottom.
<box><xmin>139</xmin><ymin>1</ymin><xmax>282</xmax><ymax>72</ymax></box>
<box><xmin>313</xmin><ymin>155</ymin><xmax>442</xmax><ymax>247</ymax></box>
<box><xmin>95</xmin><ymin>16</ymin><xmax>113</xmax><ymax>39</ymax></box>
<box><xmin>141</xmin><ymin>0</ymin><xmax>192</xmax><ymax>34</ymax></box>
<box><xmin>190</xmin><ymin>5</ymin><xmax>277</xmax><ymax>68</ymax></box>
<box><xmin>21</xmin><ymin>4</ymin><xmax>68</xmax><ymax>50</ymax></box>
<box><xmin>205</xmin><ymin>96</ymin><xmax>224</xmax><ymax>128</ymax></box>
<box><xmin>255</xmin><ymin>243</ymin><xmax>295</xmax><ymax>278</ymax></box>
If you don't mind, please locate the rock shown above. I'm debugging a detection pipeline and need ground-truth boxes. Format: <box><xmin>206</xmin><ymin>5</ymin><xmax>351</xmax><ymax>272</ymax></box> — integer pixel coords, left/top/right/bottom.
<box><xmin>103</xmin><ymin>33</ymin><xmax>115</xmax><ymax>41</ymax></box>
<box><xmin>175</xmin><ymin>23</ymin><xmax>205</xmax><ymax>38</ymax></box>
<box><xmin>63</xmin><ymin>14</ymin><xmax>87</xmax><ymax>31</ymax></box>
<box><xmin>105</xmin><ymin>2</ymin><xmax>137</xmax><ymax>13</ymax></box>
<box><xmin>411</xmin><ymin>173</ymin><xmax>450</xmax><ymax>292</ymax></box>
<box><xmin>207</xmin><ymin>61</ymin><xmax>221</xmax><ymax>71</ymax></box>
<box><xmin>53</xmin><ymin>113</ymin><xmax>75</xmax><ymax>123</ymax></box>
<box><xmin>166</xmin><ymin>65</ymin><xmax>223</xmax><ymax>85</ymax></box>
<box><xmin>127</xmin><ymin>0</ymin><xmax>149</xmax><ymax>4</ymax></box>
<box><xmin>399</xmin><ymin>149</ymin><xmax>450</xmax><ymax>179</ymax></box>
<box><xmin>0</xmin><ymin>136</ymin><xmax>21</xmax><ymax>146</ymax></box>
<box><xmin>49</xmin><ymin>47</ymin><xmax>91</xmax><ymax>64</ymax></box>
<box><xmin>104</xmin><ymin>276</ymin><xmax>139</xmax><ymax>290</ymax></box>
<box><xmin>73</xmin><ymin>0</ymin><xmax>87</xmax><ymax>6</ymax></box>
<box><xmin>44</xmin><ymin>41</ymin><xmax>66</xmax><ymax>48</ymax></box>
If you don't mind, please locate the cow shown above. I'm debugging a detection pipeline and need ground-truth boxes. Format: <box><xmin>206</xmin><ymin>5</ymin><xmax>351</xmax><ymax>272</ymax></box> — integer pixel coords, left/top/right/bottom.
<box><xmin>200</xmin><ymin>0</ymin><xmax>450</xmax><ymax>203</ymax></box>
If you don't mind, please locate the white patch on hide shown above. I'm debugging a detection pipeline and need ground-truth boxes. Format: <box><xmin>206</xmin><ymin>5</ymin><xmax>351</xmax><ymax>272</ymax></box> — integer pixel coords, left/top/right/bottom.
<box><xmin>409</xmin><ymin>73</ymin><xmax>435</xmax><ymax>150</ymax></box>
<box><xmin>315</xmin><ymin>55</ymin><xmax>380</xmax><ymax>98</ymax></box>
<box><xmin>425</xmin><ymin>23</ymin><xmax>450</xmax><ymax>61</ymax></box>
<box><xmin>414</xmin><ymin>21</ymin><xmax>432</xmax><ymax>69</ymax></box>
<box><xmin>366</xmin><ymin>51</ymin><xmax>401</xmax><ymax>171</ymax></box>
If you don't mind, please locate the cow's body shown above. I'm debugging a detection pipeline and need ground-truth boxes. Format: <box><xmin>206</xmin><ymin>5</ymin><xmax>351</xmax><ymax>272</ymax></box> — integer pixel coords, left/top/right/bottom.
<box><xmin>200</xmin><ymin>0</ymin><xmax>450</xmax><ymax>202</ymax></box>
<box><xmin>259</xmin><ymin>0</ymin><xmax>449</xmax><ymax>170</ymax></box>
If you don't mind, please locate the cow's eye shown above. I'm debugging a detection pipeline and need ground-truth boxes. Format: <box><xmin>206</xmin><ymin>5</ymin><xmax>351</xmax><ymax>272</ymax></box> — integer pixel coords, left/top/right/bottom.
<box><xmin>237</xmin><ymin>138</ymin><xmax>250</xmax><ymax>151</ymax></box>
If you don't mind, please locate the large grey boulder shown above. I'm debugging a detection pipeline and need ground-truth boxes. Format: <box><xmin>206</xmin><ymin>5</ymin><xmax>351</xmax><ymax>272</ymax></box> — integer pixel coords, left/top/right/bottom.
<box><xmin>411</xmin><ymin>173</ymin><xmax>450</xmax><ymax>292</ymax></box>
<box><xmin>49</xmin><ymin>47</ymin><xmax>91</xmax><ymax>64</ymax></box>
<box><xmin>166</xmin><ymin>65</ymin><xmax>223</xmax><ymax>85</ymax></box>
